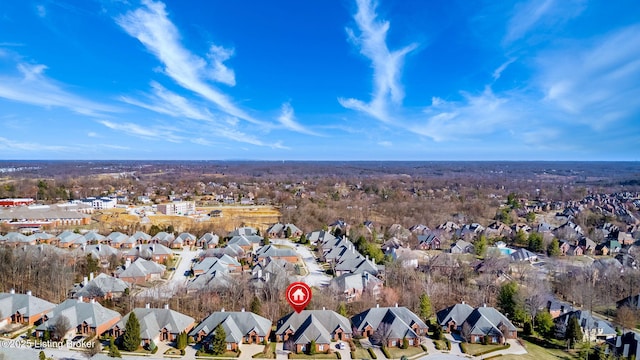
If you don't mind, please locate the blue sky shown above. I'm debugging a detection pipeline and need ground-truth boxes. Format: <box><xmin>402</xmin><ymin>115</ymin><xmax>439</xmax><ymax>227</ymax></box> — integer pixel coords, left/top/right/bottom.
<box><xmin>0</xmin><ymin>0</ymin><xmax>639</xmax><ymax>160</ymax></box>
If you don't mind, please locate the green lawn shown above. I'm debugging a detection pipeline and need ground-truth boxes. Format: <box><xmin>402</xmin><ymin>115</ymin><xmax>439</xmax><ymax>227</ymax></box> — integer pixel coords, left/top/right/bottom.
<box><xmin>499</xmin><ymin>339</ymin><xmax>578</xmax><ymax>360</ymax></box>
<box><xmin>287</xmin><ymin>352</ymin><xmax>338</xmax><ymax>359</ymax></box>
<box><xmin>351</xmin><ymin>348</ymin><xmax>371</xmax><ymax>359</ymax></box>
<box><xmin>252</xmin><ymin>343</ymin><xmax>276</xmax><ymax>359</ymax></box>
<box><xmin>384</xmin><ymin>346</ymin><xmax>425</xmax><ymax>358</ymax></box>
<box><xmin>460</xmin><ymin>342</ymin><xmax>508</xmax><ymax>356</ymax></box>
<box><xmin>433</xmin><ymin>340</ymin><xmax>448</xmax><ymax>351</ymax></box>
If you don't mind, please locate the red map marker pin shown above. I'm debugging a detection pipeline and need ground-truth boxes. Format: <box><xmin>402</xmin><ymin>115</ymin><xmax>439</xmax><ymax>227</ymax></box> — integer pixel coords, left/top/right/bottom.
<box><xmin>286</xmin><ymin>282</ymin><xmax>312</xmax><ymax>313</ymax></box>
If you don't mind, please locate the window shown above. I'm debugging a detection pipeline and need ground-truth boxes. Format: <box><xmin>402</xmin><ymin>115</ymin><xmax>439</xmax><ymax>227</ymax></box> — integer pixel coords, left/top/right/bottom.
<box><xmin>227</xmin><ymin>343</ymin><xmax>232</xmax><ymax>350</ymax></box>
<box><xmin>318</xmin><ymin>345</ymin><xmax>324</xmax><ymax>351</ymax></box>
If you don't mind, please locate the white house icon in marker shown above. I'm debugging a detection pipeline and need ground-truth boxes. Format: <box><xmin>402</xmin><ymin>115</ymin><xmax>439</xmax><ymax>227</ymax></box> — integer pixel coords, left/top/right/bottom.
<box><xmin>292</xmin><ymin>288</ymin><xmax>306</xmax><ymax>302</ymax></box>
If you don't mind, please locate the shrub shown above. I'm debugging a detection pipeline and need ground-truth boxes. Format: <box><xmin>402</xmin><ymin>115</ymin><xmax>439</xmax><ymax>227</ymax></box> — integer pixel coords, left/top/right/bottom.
<box><xmin>381</xmin><ymin>346</ymin><xmax>391</xmax><ymax>358</ymax></box>
<box><xmin>367</xmin><ymin>348</ymin><xmax>377</xmax><ymax>359</ymax></box>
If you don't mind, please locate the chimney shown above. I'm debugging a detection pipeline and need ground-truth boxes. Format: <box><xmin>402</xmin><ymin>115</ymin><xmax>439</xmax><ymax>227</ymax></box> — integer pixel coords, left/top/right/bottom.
<box><xmin>462</xmin><ymin>301</ymin><xmax>465</xmax><ymax>305</ymax></box>
<box><xmin>322</xmin><ymin>307</ymin><xmax>326</xmax><ymax>311</ymax></box>
<box><xmin>89</xmin><ymin>272</ymin><xmax>94</xmax><ymax>281</ymax></box>
<box><xmin>90</xmin><ymin>298</ymin><xmax>96</xmax><ymax>304</ymax></box>
<box><xmin>10</xmin><ymin>289</ymin><xmax>15</xmax><ymax>294</ymax></box>
<box><xmin>395</xmin><ymin>303</ymin><xmax>398</xmax><ymax>308</ymax></box>
<box><xmin>241</xmin><ymin>308</ymin><xmax>245</xmax><ymax>312</ymax></box>
<box><xmin>376</xmin><ymin>304</ymin><xmax>379</xmax><ymax>308</ymax></box>
<box><xmin>83</xmin><ymin>276</ymin><xmax>88</xmax><ymax>286</ymax></box>
<box><xmin>145</xmin><ymin>303</ymin><xmax>150</xmax><ymax>309</ymax></box>
<box><xmin>221</xmin><ymin>308</ymin><xmax>225</xmax><ymax>312</ymax></box>
<box><xmin>483</xmin><ymin>303</ymin><xmax>486</xmax><ymax>307</ymax></box>
<box><xmin>78</xmin><ymin>296</ymin><xmax>83</xmax><ymax>303</ymax></box>
<box><xmin>164</xmin><ymin>304</ymin><xmax>169</xmax><ymax>310</ymax></box>
<box><xmin>26</xmin><ymin>290</ymin><xmax>32</xmax><ymax>296</ymax></box>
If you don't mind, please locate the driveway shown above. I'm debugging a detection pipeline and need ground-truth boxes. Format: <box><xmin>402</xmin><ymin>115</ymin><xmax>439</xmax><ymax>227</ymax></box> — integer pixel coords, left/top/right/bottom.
<box><xmin>136</xmin><ymin>248</ymin><xmax>200</xmax><ymax>298</ymax></box>
<box><xmin>271</xmin><ymin>239</ymin><xmax>331</xmax><ymax>287</ymax></box>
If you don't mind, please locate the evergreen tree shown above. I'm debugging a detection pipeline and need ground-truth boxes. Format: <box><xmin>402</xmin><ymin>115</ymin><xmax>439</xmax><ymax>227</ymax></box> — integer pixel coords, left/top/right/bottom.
<box><xmin>547</xmin><ymin>238</ymin><xmax>561</xmax><ymax>257</ymax></box>
<box><xmin>108</xmin><ymin>337</ymin><xmax>122</xmax><ymax>358</ymax></box>
<box><xmin>263</xmin><ymin>234</ymin><xmax>270</xmax><ymax>246</ymax></box>
<box><xmin>308</xmin><ymin>340</ymin><xmax>316</xmax><ymax>355</ymax></box>
<box><xmin>337</xmin><ymin>302</ymin><xmax>348</xmax><ymax>317</ymax></box>
<box><xmin>122</xmin><ymin>311</ymin><xmax>141</xmax><ymax>351</ymax></box>
<box><xmin>528</xmin><ymin>233</ymin><xmax>544</xmax><ymax>252</ymax></box>
<box><xmin>475</xmin><ymin>235</ymin><xmax>487</xmax><ymax>257</ymax></box>
<box><xmin>565</xmin><ymin>316</ymin><xmax>583</xmax><ymax>349</ymax></box>
<box><xmin>497</xmin><ymin>282</ymin><xmax>525</xmax><ymax>324</ymax></box>
<box><xmin>285</xmin><ymin>227</ymin><xmax>292</xmax><ymax>238</ymax></box>
<box><xmin>250</xmin><ymin>296</ymin><xmax>262</xmax><ymax>315</ymax></box>
<box><xmin>176</xmin><ymin>331</ymin><xmax>187</xmax><ymax>350</ymax></box>
<box><xmin>401</xmin><ymin>337</ymin><xmax>409</xmax><ymax>349</ymax></box>
<box><xmin>299</xmin><ymin>233</ymin><xmax>307</xmax><ymax>244</ymax></box>
<box><xmin>211</xmin><ymin>324</ymin><xmax>227</xmax><ymax>355</ymax></box>
<box><xmin>534</xmin><ymin>311</ymin><xmax>555</xmax><ymax>338</ymax></box>
<box><xmin>39</xmin><ymin>351</ymin><xmax>46</xmax><ymax>360</ymax></box>
<box><xmin>514</xmin><ymin>229</ymin><xmax>527</xmax><ymax>246</ymax></box>
<box><xmin>419</xmin><ymin>294</ymin><xmax>433</xmax><ymax>320</ymax></box>
<box><xmin>432</xmin><ymin>324</ymin><xmax>443</xmax><ymax>340</ymax></box>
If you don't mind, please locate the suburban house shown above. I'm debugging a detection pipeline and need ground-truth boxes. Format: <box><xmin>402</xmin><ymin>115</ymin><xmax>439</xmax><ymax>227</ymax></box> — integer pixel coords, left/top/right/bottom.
<box><xmin>175</xmin><ymin>233</ymin><xmax>197</xmax><ymax>248</ymax></box>
<box><xmin>151</xmin><ymin>232</ymin><xmax>176</xmax><ymax>247</ymax></box>
<box><xmin>437</xmin><ymin>303</ymin><xmax>517</xmax><ymax>344</ymax></box>
<box><xmin>110</xmin><ymin>305</ymin><xmax>194</xmax><ymax>346</ymax></box>
<box><xmin>614</xmin><ymin>332</ymin><xmax>640</xmax><ymax>359</ymax></box>
<box><xmin>106</xmin><ymin>232</ymin><xmax>137</xmax><ymax>249</ymax></box>
<box><xmin>197</xmin><ymin>233</ymin><xmax>220</xmax><ymax>248</ymax></box>
<box><xmin>254</xmin><ymin>245</ymin><xmax>298</xmax><ymax>263</ymax></box>
<box><xmin>35</xmin><ymin>298</ymin><xmax>121</xmax><ymax>340</ymax></box>
<box><xmin>193</xmin><ymin>255</ymin><xmax>242</xmax><ymax>275</ymax></box>
<box><xmin>117</xmin><ymin>258</ymin><xmax>166</xmax><ymax>284</ymax></box>
<box><xmin>227</xmin><ymin>227</ymin><xmax>259</xmax><ymax>238</ymax></box>
<box><xmin>351</xmin><ymin>305</ymin><xmax>428</xmax><ymax>347</ymax></box>
<box><xmin>450</xmin><ymin>240</ymin><xmax>474</xmax><ymax>254</ymax></box>
<box><xmin>190</xmin><ymin>310</ymin><xmax>272</xmax><ymax>351</ymax></box>
<box><xmin>617</xmin><ymin>294</ymin><xmax>640</xmax><ymax>310</ymax></box>
<box><xmin>83</xmin><ymin>231</ymin><xmax>106</xmax><ymax>244</ymax></box>
<box><xmin>417</xmin><ymin>233</ymin><xmax>441</xmax><ymax>250</ymax></box>
<box><xmin>329</xmin><ymin>271</ymin><xmax>383</xmax><ymax>302</ymax></box>
<box><xmin>0</xmin><ymin>290</ymin><xmax>56</xmax><ymax>326</ymax></box>
<box><xmin>228</xmin><ymin>235</ymin><xmax>260</xmax><ymax>252</ymax></box>
<box><xmin>306</xmin><ymin>230</ymin><xmax>335</xmax><ymax>245</ymax></box>
<box><xmin>124</xmin><ymin>244</ymin><xmax>173</xmax><ymax>263</ymax></box>
<box><xmin>70</xmin><ymin>273</ymin><xmax>130</xmax><ymax>301</ymax></box>
<box><xmin>130</xmin><ymin>231</ymin><xmax>152</xmax><ymax>245</ymax></box>
<box><xmin>275</xmin><ymin>310</ymin><xmax>352</xmax><ymax>353</ymax></box>
<box><xmin>510</xmin><ymin>248</ymin><xmax>538</xmax><ymax>262</ymax></box>
<box><xmin>266</xmin><ymin>223</ymin><xmax>303</xmax><ymax>238</ymax></box>
<box><xmin>554</xmin><ymin>310</ymin><xmax>616</xmax><ymax>341</ymax></box>
<box><xmin>251</xmin><ymin>257</ymin><xmax>296</xmax><ymax>286</ymax></box>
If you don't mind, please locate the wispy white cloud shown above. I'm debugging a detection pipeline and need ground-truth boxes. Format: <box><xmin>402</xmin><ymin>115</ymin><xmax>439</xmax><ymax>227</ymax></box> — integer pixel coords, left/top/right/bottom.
<box><xmin>378</xmin><ymin>140</ymin><xmax>392</xmax><ymax>147</ymax></box>
<box><xmin>503</xmin><ymin>0</ymin><xmax>585</xmax><ymax>45</ymax></box>
<box><xmin>120</xmin><ymin>81</ymin><xmax>213</xmax><ymax>121</ymax></box>
<box><xmin>0</xmin><ymin>62</ymin><xmax>119</xmax><ymax>116</ymax></box>
<box><xmin>535</xmin><ymin>24</ymin><xmax>640</xmax><ymax>128</ymax></box>
<box><xmin>36</xmin><ymin>4</ymin><xmax>47</xmax><ymax>18</ymax></box>
<box><xmin>0</xmin><ymin>137</ymin><xmax>69</xmax><ymax>152</ymax></box>
<box><xmin>116</xmin><ymin>0</ymin><xmax>263</xmax><ymax>125</ymax></box>
<box><xmin>87</xmin><ymin>132</ymin><xmax>99</xmax><ymax>137</ymax></box>
<box><xmin>277</xmin><ymin>103</ymin><xmax>320</xmax><ymax>136</ymax></box>
<box><xmin>492</xmin><ymin>58</ymin><xmax>517</xmax><ymax>80</ymax></box>
<box><xmin>338</xmin><ymin>0</ymin><xmax>417</xmax><ymax>123</ymax></box>
<box><xmin>99</xmin><ymin>120</ymin><xmax>184</xmax><ymax>143</ymax></box>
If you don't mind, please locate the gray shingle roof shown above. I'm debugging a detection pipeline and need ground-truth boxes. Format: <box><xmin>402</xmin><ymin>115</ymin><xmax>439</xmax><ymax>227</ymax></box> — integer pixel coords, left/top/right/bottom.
<box><xmin>0</xmin><ymin>292</ymin><xmax>56</xmax><ymax>319</ymax></box>
<box><xmin>74</xmin><ymin>273</ymin><xmax>129</xmax><ymax>298</ymax></box>
<box><xmin>275</xmin><ymin>310</ymin><xmax>352</xmax><ymax>344</ymax></box>
<box><xmin>436</xmin><ymin>303</ymin><xmax>474</xmax><ymax>327</ymax></box>
<box><xmin>352</xmin><ymin>306</ymin><xmax>427</xmax><ymax>341</ymax></box>
<box><xmin>114</xmin><ymin>307</ymin><xmax>194</xmax><ymax>340</ymax></box>
<box><xmin>189</xmin><ymin>311</ymin><xmax>272</xmax><ymax>343</ymax></box>
<box><xmin>36</xmin><ymin>298</ymin><xmax>121</xmax><ymax>332</ymax></box>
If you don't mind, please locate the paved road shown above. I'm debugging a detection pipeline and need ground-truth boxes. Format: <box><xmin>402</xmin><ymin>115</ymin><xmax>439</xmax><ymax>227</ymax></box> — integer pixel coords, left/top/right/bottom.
<box><xmin>271</xmin><ymin>239</ymin><xmax>331</xmax><ymax>287</ymax></box>
<box><xmin>135</xmin><ymin>248</ymin><xmax>200</xmax><ymax>298</ymax></box>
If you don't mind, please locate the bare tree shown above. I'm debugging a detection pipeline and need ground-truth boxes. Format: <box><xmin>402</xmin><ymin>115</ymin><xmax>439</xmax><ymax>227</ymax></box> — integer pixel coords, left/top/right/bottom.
<box><xmin>52</xmin><ymin>315</ymin><xmax>72</xmax><ymax>341</ymax></box>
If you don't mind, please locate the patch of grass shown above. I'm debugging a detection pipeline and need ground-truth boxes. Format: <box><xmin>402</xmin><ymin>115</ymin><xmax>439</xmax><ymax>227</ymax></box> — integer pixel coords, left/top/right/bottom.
<box><xmin>384</xmin><ymin>346</ymin><xmax>425</xmax><ymax>358</ymax></box>
<box><xmin>499</xmin><ymin>338</ymin><xmax>578</xmax><ymax>360</ymax></box>
<box><xmin>460</xmin><ymin>342</ymin><xmax>509</xmax><ymax>356</ymax></box>
<box><xmin>196</xmin><ymin>350</ymin><xmax>241</xmax><ymax>358</ymax></box>
<box><xmin>287</xmin><ymin>352</ymin><xmax>338</xmax><ymax>359</ymax></box>
<box><xmin>434</xmin><ymin>340</ymin><xmax>447</xmax><ymax>351</ymax></box>
<box><xmin>252</xmin><ymin>342</ymin><xmax>276</xmax><ymax>358</ymax></box>
<box><xmin>351</xmin><ymin>348</ymin><xmax>371</xmax><ymax>359</ymax></box>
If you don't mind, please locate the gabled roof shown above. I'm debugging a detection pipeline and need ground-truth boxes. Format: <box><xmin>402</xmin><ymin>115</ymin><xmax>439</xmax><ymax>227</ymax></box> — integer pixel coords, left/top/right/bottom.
<box><xmin>119</xmin><ymin>258</ymin><xmax>165</xmax><ymax>278</ymax></box>
<box><xmin>463</xmin><ymin>307</ymin><xmax>517</xmax><ymax>337</ymax></box>
<box><xmin>352</xmin><ymin>306</ymin><xmax>426</xmax><ymax>341</ymax></box>
<box><xmin>85</xmin><ymin>244</ymin><xmax>119</xmax><ymax>259</ymax></box>
<box><xmin>0</xmin><ymin>292</ymin><xmax>56</xmax><ymax>318</ymax></box>
<box><xmin>177</xmin><ymin>233</ymin><xmax>196</xmax><ymax>242</ymax></box>
<box><xmin>114</xmin><ymin>307</ymin><xmax>194</xmax><ymax>339</ymax></box>
<box><xmin>83</xmin><ymin>231</ymin><xmax>106</xmax><ymax>242</ymax></box>
<box><xmin>130</xmin><ymin>231</ymin><xmax>152</xmax><ymax>241</ymax></box>
<box><xmin>330</xmin><ymin>271</ymin><xmax>381</xmax><ymax>293</ymax></box>
<box><xmin>189</xmin><ymin>311</ymin><xmax>272</xmax><ymax>341</ymax></box>
<box><xmin>74</xmin><ymin>273</ymin><xmax>129</xmax><ymax>297</ymax></box>
<box><xmin>436</xmin><ymin>303</ymin><xmax>474</xmax><ymax>327</ymax></box>
<box><xmin>255</xmin><ymin>245</ymin><xmax>296</xmax><ymax>258</ymax></box>
<box><xmin>227</xmin><ymin>227</ymin><xmax>258</xmax><ymax>237</ymax></box>
<box><xmin>554</xmin><ymin>310</ymin><xmax>615</xmax><ymax>335</ymax></box>
<box><xmin>275</xmin><ymin>310</ymin><xmax>352</xmax><ymax>343</ymax></box>
<box><xmin>510</xmin><ymin>248</ymin><xmax>538</xmax><ymax>262</ymax></box>
<box><xmin>36</xmin><ymin>298</ymin><xmax>120</xmax><ymax>332</ymax></box>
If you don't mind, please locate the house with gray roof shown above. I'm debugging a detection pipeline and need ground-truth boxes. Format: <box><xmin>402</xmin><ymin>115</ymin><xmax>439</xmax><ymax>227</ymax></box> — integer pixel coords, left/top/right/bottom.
<box><xmin>197</xmin><ymin>233</ymin><xmax>220</xmax><ymax>248</ymax></box>
<box><xmin>117</xmin><ymin>258</ymin><xmax>165</xmax><ymax>284</ymax></box>
<box><xmin>0</xmin><ymin>290</ymin><xmax>56</xmax><ymax>326</ymax></box>
<box><xmin>190</xmin><ymin>310</ymin><xmax>272</xmax><ymax>351</ymax></box>
<box><xmin>227</xmin><ymin>227</ymin><xmax>258</xmax><ymax>237</ymax></box>
<box><xmin>186</xmin><ymin>269</ymin><xmax>231</xmax><ymax>292</ymax></box>
<box><xmin>461</xmin><ymin>306</ymin><xmax>518</xmax><ymax>344</ymax></box>
<box><xmin>450</xmin><ymin>240</ymin><xmax>474</xmax><ymax>254</ymax></box>
<box><xmin>554</xmin><ymin>310</ymin><xmax>616</xmax><ymax>341</ymax></box>
<box><xmin>510</xmin><ymin>248</ymin><xmax>538</xmax><ymax>262</ymax></box>
<box><xmin>437</xmin><ymin>302</ymin><xmax>474</xmax><ymax>333</ymax></box>
<box><xmin>124</xmin><ymin>243</ymin><xmax>173</xmax><ymax>263</ymax></box>
<box><xmin>306</xmin><ymin>230</ymin><xmax>335</xmax><ymax>246</ymax></box>
<box><xmin>58</xmin><ymin>231</ymin><xmax>85</xmax><ymax>248</ymax></box>
<box><xmin>267</xmin><ymin>223</ymin><xmax>303</xmax><ymax>238</ymax></box>
<box><xmin>275</xmin><ymin>310</ymin><xmax>352</xmax><ymax>353</ymax></box>
<box><xmin>106</xmin><ymin>232</ymin><xmax>135</xmax><ymax>248</ymax></box>
<box><xmin>83</xmin><ymin>231</ymin><xmax>106</xmax><ymax>244</ymax></box>
<box><xmin>83</xmin><ymin>244</ymin><xmax>120</xmax><ymax>261</ymax></box>
<box><xmin>330</xmin><ymin>271</ymin><xmax>382</xmax><ymax>303</ymax></box>
<box><xmin>152</xmin><ymin>232</ymin><xmax>176</xmax><ymax>248</ymax></box>
<box><xmin>254</xmin><ymin>245</ymin><xmax>298</xmax><ymax>263</ymax></box>
<box><xmin>35</xmin><ymin>298</ymin><xmax>121</xmax><ymax>340</ymax></box>
<box><xmin>352</xmin><ymin>305</ymin><xmax>427</xmax><ymax>347</ymax></box>
<box><xmin>615</xmin><ymin>331</ymin><xmax>640</xmax><ymax>359</ymax></box>
<box><xmin>110</xmin><ymin>305</ymin><xmax>194</xmax><ymax>346</ymax></box>
<box><xmin>71</xmin><ymin>273</ymin><xmax>129</xmax><ymax>300</ymax></box>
